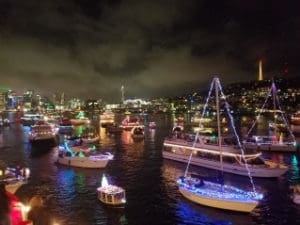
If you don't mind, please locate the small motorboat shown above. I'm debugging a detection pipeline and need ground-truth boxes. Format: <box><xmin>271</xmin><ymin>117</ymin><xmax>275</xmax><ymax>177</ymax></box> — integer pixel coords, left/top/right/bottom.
<box><xmin>131</xmin><ymin>126</ymin><xmax>145</xmax><ymax>140</ymax></box>
<box><xmin>1</xmin><ymin>167</ymin><xmax>30</xmax><ymax>194</ymax></box>
<box><xmin>291</xmin><ymin>184</ymin><xmax>300</xmax><ymax>204</ymax></box>
<box><xmin>148</xmin><ymin>122</ymin><xmax>156</xmax><ymax>129</ymax></box>
<box><xmin>57</xmin><ymin>141</ymin><xmax>113</xmax><ymax>169</ymax></box>
<box><xmin>97</xmin><ymin>175</ymin><xmax>126</xmax><ymax>207</ymax></box>
<box><xmin>106</xmin><ymin>124</ymin><xmax>123</xmax><ymax>134</ymax></box>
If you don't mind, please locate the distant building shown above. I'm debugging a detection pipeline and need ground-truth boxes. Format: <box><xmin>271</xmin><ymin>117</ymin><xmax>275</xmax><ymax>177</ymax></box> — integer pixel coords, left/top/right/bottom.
<box><xmin>0</xmin><ymin>92</ymin><xmax>6</xmax><ymax>111</ymax></box>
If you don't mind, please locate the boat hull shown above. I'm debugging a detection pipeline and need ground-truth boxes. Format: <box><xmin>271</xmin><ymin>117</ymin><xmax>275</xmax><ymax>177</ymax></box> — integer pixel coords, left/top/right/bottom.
<box><xmin>243</xmin><ymin>143</ymin><xmax>297</xmax><ymax>152</ymax></box>
<box><xmin>5</xmin><ymin>180</ymin><xmax>27</xmax><ymax>194</ymax></box>
<box><xmin>179</xmin><ymin>187</ymin><xmax>257</xmax><ymax>213</ymax></box>
<box><xmin>293</xmin><ymin>194</ymin><xmax>300</xmax><ymax>204</ymax></box>
<box><xmin>57</xmin><ymin>156</ymin><xmax>109</xmax><ymax>168</ymax></box>
<box><xmin>162</xmin><ymin>151</ymin><xmax>287</xmax><ymax>178</ymax></box>
<box><xmin>97</xmin><ymin>185</ymin><xmax>126</xmax><ymax>207</ymax></box>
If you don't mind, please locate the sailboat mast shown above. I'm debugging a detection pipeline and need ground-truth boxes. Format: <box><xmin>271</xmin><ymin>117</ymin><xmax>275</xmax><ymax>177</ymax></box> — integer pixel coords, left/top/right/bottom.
<box><xmin>272</xmin><ymin>80</ymin><xmax>278</xmax><ymax>133</ymax></box>
<box><xmin>215</xmin><ymin>77</ymin><xmax>223</xmax><ymax>172</ymax></box>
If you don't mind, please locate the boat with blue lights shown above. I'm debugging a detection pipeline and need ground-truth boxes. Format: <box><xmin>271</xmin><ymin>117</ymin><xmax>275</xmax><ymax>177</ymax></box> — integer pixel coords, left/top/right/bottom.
<box><xmin>1</xmin><ymin>166</ymin><xmax>30</xmax><ymax>194</ymax></box>
<box><xmin>177</xmin><ymin>77</ymin><xmax>263</xmax><ymax>212</ymax></box>
<box><xmin>97</xmin><ymin>174</ymin><xmax>126</xmax><ymax>207</ymax></box>
<box><xmin>177</xmin><ymin>174</ymin><xmax>262</xmax><ymax>212</ymax></box>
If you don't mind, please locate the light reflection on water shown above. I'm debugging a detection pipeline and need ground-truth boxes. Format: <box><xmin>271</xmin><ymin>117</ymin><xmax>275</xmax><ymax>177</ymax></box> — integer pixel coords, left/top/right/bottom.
<box><xmin>1</xmin><ymin>112</ymin><xmax>300</xmax><ymax>225</ymax></box>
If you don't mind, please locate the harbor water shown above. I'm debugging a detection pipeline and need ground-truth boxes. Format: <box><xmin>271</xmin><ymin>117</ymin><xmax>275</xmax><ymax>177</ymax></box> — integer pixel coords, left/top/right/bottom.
<box><xmin>1</xmin><ymin>112</ymin><xmax>300</xmax><ymax>225</ymax></box>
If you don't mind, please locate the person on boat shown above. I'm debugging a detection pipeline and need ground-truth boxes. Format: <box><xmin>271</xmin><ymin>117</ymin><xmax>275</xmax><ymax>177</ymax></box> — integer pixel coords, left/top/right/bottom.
<box><xmin>15</xmin><ymin>166</ymin><xmax>21</xmax><ymax>179</ymax></box>
<box><xmin>0</xmin><ymin>183</ymin><xmax>11</xmax><ymax>225</ymax></box>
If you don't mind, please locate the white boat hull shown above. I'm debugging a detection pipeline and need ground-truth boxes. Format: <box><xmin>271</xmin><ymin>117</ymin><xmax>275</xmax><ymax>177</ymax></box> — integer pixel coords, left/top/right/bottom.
<box><xmin>243</xmin><ymin>142</ymin><xmax>296</xmax><ymax>152</ymax></box>
<box><xmin>5</xmin><ymin>180</ymin><xmax>27</xmax><ymax>194</ymax></box>
<box><xmin>293</xmin><ymin>194</ymin><xmax>300</xmax><ymax>204</ymax></box>
<box><xmin>179</xmin><ymin>187</ymin><xmax>257</xmax><ymax>212</ymax></box>
<box><xmin>163</xmin><ymin>151</ymin><xmax>287</xmax><ymax>178</ymax></box>
<box><xmin>97</xmin><ymin>185</ymin><xmax>126</xmax><ymax>206</ymax></box>
<box><xmin>57</xmin><ymin>156</ymin><xmax>110</xmax><ymax>168</ymax></box>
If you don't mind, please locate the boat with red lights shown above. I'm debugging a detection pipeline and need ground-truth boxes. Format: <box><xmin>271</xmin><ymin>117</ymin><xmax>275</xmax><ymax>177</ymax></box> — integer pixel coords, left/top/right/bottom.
<box><xmin>120</xmin><ymin>115</ymin><xmax>142</xmax><ymax>130</ymax></box>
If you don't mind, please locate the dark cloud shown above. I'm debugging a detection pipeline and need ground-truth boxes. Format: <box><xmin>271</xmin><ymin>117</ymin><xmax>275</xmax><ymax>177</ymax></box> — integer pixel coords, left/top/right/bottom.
<box><xmin>0</xmin><ymin>0</ymin><xmax>299</xmax><ymax>102</ymax></box>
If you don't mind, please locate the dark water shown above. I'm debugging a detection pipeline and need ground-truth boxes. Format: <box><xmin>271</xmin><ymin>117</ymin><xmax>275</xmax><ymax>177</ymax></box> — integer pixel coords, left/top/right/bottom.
<box><xmin>1</xmin><ymin>112</ymin><xmax>300</xmax><ymax>225</ymax></box>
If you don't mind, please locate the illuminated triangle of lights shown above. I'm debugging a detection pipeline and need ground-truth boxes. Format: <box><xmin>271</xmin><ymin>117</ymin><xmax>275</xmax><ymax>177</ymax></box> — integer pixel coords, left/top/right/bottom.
<box><xmin>185</xmin><ymin>77</ymin><xmax>259</xmax><ymax>196</ymax></box>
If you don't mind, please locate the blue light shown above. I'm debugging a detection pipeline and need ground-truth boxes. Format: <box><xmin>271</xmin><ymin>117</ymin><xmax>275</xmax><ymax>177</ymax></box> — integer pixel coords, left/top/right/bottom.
<box><xmin>177</xmin><ymin>201</ymin><xmax>233</xmax><ymax>225</ymax></box>
<box><xmin>177</xmin><ymin>177</ymin><xmax>263</xmax><ymax>203</ymax></box>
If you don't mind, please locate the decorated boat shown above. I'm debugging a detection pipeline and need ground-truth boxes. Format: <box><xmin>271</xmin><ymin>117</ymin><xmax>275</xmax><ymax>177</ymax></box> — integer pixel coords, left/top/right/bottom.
<box><xmin>70</xmin><ymin>111</ymin><xmax>90</xmax><ymax>126</ymax></box>
<box><xmin>97</xmin><ymin>174</ymin><xmax>126</xmax><ymax>206</ymax></box>
<box><xmin>177</xmin><ymin>77</ymin><xmax>263</xmax><ymax>213</ymax></box>
<box><xmin>243</xmin><ymin>80</ymin><xmax>297</xmax><ymax>152</ymax></box>
<box><xmin>99</xmin><ymin>110</ymin><xmax>115</xmax><ymax>127</ymax></box>
<box><xmin>291</xmin><ymin>184</ymin><xmax>300</xmax><ymax>205</ymax></box>
<box><xmin>29</xmin><ymin>122</ymin><xmax>57</xmax><ymax>143</ymax></box>
<box><xmin>57</xmin><ymin>142</ymin><xmax>113</xmax><ymax>168</ymax></box>
<box><xmin>1</xmin><ymin>166</ymin><xmax>30</xmax><ymax>194</ymax></box>
<box><xmin>80</xmin><ymin>126</ymin><xmax>100</xmax><ymax>144</ymax></box>
<box><xmin>120</xmin><ymin>116</ymin><xmax>141</xmax><ymax>130</ymax></box>
<box><xmin>131</xmin><ymin>125</ymin><xmax>145</xmax><ymax>140</ymax></box>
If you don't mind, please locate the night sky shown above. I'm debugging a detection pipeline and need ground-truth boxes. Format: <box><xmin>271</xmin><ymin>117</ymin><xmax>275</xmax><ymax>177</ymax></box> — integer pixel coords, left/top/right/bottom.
<box><xmin>0</xmin><ymin>0</ymin><xmax>299</xmax><ymax>101</ymax></box>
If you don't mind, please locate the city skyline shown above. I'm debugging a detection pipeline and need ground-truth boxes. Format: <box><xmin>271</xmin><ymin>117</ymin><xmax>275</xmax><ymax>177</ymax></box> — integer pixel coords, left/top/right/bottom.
<box><xmin>0</xmin><ymin>0</ymin><xmax>298</xmax><ymax>101</ymax></box>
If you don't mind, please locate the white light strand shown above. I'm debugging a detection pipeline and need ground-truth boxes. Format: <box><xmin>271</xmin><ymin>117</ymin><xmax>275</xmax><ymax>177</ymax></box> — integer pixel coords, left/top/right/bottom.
<box><xmin>184</xmin><ymin>80</ymin><xmax>215</xmax><ymax>177</ymax></box>
<box><xmin>216</xmin><ymin>78</ymin><xmax>258</xmax><ymax>195</ymax></box>
<box><xmin>246</xmin><ymin>85</ymin><xmax>273</xmax><ymax>137</ymax></box>
<box><xmin>273</xmin><ymin>82</ymin><xmax>296</xmax><ymax>142</ymax></box>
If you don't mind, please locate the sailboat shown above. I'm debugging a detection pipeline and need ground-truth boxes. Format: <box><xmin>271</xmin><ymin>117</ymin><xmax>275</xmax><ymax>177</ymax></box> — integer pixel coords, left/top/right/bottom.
<box><xmin>243</xmin><ymin>80</ymin><xmax>297</xmax><ymax>152</ymax></box>
<box><xmin>177</xmin><ymin>77</ymin><xmax>263</xmax><ymax>213</ymax></box>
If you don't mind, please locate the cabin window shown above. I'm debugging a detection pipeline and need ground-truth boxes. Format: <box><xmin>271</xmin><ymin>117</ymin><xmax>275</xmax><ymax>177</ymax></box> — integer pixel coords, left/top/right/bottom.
<box><xmin>107</xmin><ymin>194</ymin><xmax>113</xmax><ymax>202</ymax></box>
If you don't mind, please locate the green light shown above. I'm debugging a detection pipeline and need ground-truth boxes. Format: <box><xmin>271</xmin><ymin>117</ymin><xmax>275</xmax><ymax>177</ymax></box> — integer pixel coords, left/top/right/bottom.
<box><xmin>293</xmin><ymin>142</ymin><xmax>297</xmax><ymax>147</ymax></box>
<box><xmin>76</xmin><ymin>111</ymin><xmax>85</xmax><ymax>119</ymax></box>
<box><xmin>78</xmin><ymin>152</ymin><xmax>85</xmax><ymax>157</ymax></box>
<box><xmin>292</xmin><ymin>155</ymin><xmax>298</xmax><ymax>165</ymax></box>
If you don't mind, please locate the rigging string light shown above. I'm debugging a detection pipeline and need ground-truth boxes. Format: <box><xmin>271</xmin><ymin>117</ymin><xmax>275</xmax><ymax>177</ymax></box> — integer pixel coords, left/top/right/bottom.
<box><xmin>272</xmin><ymin>82</ymin><xmax>297</xmax><ymax>143</ymax></box>
<box><xmin>246</xmin><ymin>84</ymin><xmax>273</xmax><ymax>137</ymax></box>
<box><xmin>216</xmin><ymin>78</ymin><xmax>258</xmax><ymax>195</ymax></box>
<box><xmin>184</xmin><ymin>79</ymin><xmax>215</xmax><ymax>177</ymax></box>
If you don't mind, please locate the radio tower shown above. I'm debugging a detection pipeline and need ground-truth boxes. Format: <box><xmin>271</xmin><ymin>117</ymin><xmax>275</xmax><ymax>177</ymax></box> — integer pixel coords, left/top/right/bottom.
<box><xmin>258</xmin><ymin>59</ymin><xmax>263</xmax><ymax>81</ymax></box>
